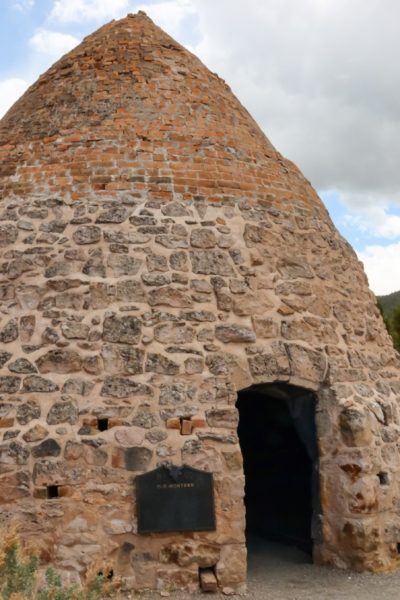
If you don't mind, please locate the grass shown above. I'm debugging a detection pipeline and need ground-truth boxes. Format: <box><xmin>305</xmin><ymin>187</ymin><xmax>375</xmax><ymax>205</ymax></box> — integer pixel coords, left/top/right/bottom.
<box><xmin>0</xmin><ymin>524</ymin><xmax>114</xmax><ymax>600</ymax></box>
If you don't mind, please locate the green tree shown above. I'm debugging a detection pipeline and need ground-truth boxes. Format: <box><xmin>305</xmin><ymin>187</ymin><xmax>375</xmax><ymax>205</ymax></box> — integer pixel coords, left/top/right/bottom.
<box><xmin>390</xmin><ymin>304</ymin><xmax>400</xmax><ymax>351</ymax></box>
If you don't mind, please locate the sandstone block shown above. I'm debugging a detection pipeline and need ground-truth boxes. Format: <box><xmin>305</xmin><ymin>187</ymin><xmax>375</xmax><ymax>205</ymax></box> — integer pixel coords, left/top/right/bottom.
<box><xmin>72</xmin><ymin>225</ymin><xmax>101</xmax><ymax>244</ymax></box>
<box><xmin>101</xmin><ymin>344</ymin><xmax>144</xmax><ymax>374</ymax></box>
<box><xmin>23</xmin><ymin>425</ymin><xmax>49</xmax><ymax>442</ymax></box>
<box><xmin>116</xmin><ymin>279</ymin><xmax>146</xmax><ymax>302</ymax></box>
<box><xmin>102</xmin><ymin>314</ymin><xmax>141</xmax><ymax>344</ymax></box>
<box><xmin>36</xmin><ymin>349</ymin><xmax>82</xmax><ymax>374</ymax></box>
<box><xmin>8</xmin><ymin>358</ymin><xmax>37</xmax><ymax>373</ymax></box>
<box><xmin>0</xmin><ymin>351</ymin><xmax>12</xmax><ymax>368</ymax></box>
<box><xmin>32</xmin><ymin>438</ymin><xmax>61</xmax><ymax>458</ymax></box>
<box><xmin>96</xmin><ymin>206</ymin><xmax>129</xmax><ymax>223</ymax></box>
<box><xmin>145</xmin><ymin>353</ymin><xmax>179</xmax><ymax>375</ymax></box>
<box><xmin>0</xmin><ymin>375</ymin><xmax>21</xmax><ymax>393</ymax></box>
<box><xmin>107</xmin><ymin>253</ymin><xmax>142</xmax><ymax>276</ymax></box>
<box><xmin>0</xmin><ymin>319</ymin><xmax>19</xmax><ymax>343</ymax></box>
<box><xmin>47</xmin><ymin>401</ymin><xmax>78</xmax><ymax>425</ymax></box>
<box><xmin>16</xmin><ymin>401</ymin><xmax>40</xmax><ymax>424</ymax></box>
<box><xmin>190</xmin><ymin>250</ymin><xmax>235</xmax><ymax>276</ymax></box>
<box><xmin>148</xmin><ymin>286</ymin><xmax>193</xmax><ymax>308</ymax></box>
<box><xmin>215</xmin><ymin>325</ymin><xmax>256</xmax><ymax>343</ymax></box>
<box><xmin>169</xmin><ymin>250</ymin><xmax>188</xmax><ymax>271</ymax></box>
<box><xmin>190</xmin><ymin>228</ymin><xmax>217</xmax><ymax>248</ymax></box>
<box><xmin>154</xmin><ymin>322</ymin><xmax>195</xmax><ymax>344</ymax></box>
<box><xmin>101</xmin><ymin>376</ymin><xmax>152</xmax><ymax>398</ymax></box>
<box><xmin>111</xmin><ymin>446</ymin><xmax>152</xmax><ymax>471</ymax></box>
<box><xmin>61</xmin><ymin>322</ymin><xmax>90</xmax><ymax>339</ymax></box>
<box><xmin>22</xmin><ymin>375</ymin><xmax>59</xmax><ymax>393</ymax></box>
<box><xmin>0</xmin><ymin>224</ymin><xmax>18</xmax><ymax>246</ymax></box>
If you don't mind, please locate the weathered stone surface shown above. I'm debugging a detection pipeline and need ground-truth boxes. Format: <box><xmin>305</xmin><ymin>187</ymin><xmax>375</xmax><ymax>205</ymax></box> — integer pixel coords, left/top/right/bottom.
<box><xmin>0</xmin><ymin>319</ymin><xmax>18</xmax><ymax>343</ymax></box>
<box><xmin>116</xmin><ymin>280</ymin><xmax>146</xmax><ymax>302</ymax></box>
<box><xmin>36</xmin><ymin>350</ymin><xmax>82</xmax><ymax>374</ymax></box>
<box><xmin>72</xmin><ymin>225</ymin><xmax>101</xmax><ymax>244</ymax></box>
<box><xmin>0</xmin><ymin>224</ymin><xmax>18</xmax><ymax>246</ymax></box>
<box><xmin>107</xmin><ymin>253</ymin><xmax>142</xmax><ymax>276</ymax></box>
<box><xmin>206</xmin><ymin>408</ymin><xmax>239</xmax><ymax>428</ymax></box>
<box><xmin>0</xmin><ymin>376</ymin><xmax>21</xmax><ymax>393</ymax></box>
<box><xmin>47</xmin><ymin>401</ymin><xmax>78</xmax><ymax>425</ymax></box>
<box><xmin>114</xmin><ymin>427</ymin><xmax>145</xmax><ymax>446</ymax></box>
<box><xmin>62</xmin><ymin>378</ymin><xmax>94</xmax><ymax>396</ymax></box>
<box><xmin>111</xmin><ymin>446</ymin><xmax>152</xmax><ymax>471</ymax></box>
<box><xmin>104</xmin><ymin>229</ymin><xmax>150</xmax><ymax>245</ymax></box>
<box><xmin>252</xmin><ymin>317</ymin><xmax>279</xmax><ymax>338</ymax></box>
<box><xmin>248</xmin><ymin>343</ymin><xmax>290</xmax><ymax>380</ymax></box>
<box><xmin>154</xmin><ymin>322</ymin><xmax>195</xmax><ymax>344</ymax></box>
<box><xmin>286</xmin><ymin>343</ymin><xmax>327</xmax><ymax>385</ymax></box>
<box><xmin>16</xmin><ymin>401</ymin><xmax>40</xmax><ymax>424</ymax></box>
<box><xmin>101</xmin><ymin>376</ymin><xmax>152</xmax><ymax>398</ymax></box>
<box><xmin>170</xmin><ymin>251</ymin><xmax>188</xmax><ymax>271</ymax></box>
<box><xmin>141</xmin><ymin>273</ymin><xmax>170</xmax><ymax>286</ymax></box>
<box><xmin>61</xmin><ymin>322</ymin><xmax>90</xmax><ymax>339</ymax></box>
<box><xmin>145</xmin><ymin>354</ymin><xmax>179</xmax><ymax>375</ymax></box>
<box><xmin>0</xmin><ymin>471</ymin><xmax>30</xmax><ymax>502</ymax></box>
<box><xmin>190</xmin><ymin>250</ymin><xmax>235</xmax><ymax>275</ymax></box>
<box><xmin>215</xmin><ymin>325</ymin><xmax>256</xmax><ymax>343</ymax></box>
<box><xmin>103</xmin><ymin>314</ymin><xmax>141</xmax><ymax>344</ymax></box>
<box><xmin>22</xmin><ymin>375</ymin><xmax>59</xmax><ymax>393</ymax></box>
<box><xmin>190</xmin><ymin>228</ymin><xmax>217</xmax><ymax>248</ymax></box>
<box><xmin>148</xmin><ymin>286</ymin><xmax>193</xmax><ymax>308</ymax></box>
<box><xmin>8</xmin><ymin>358</ymin><xmax>37</xmax><ymax>373</ymax></box>
<box><xmin>16</xmin><ymin>285</ymin><xmax>44</xmax><ymax>309</ymax></box>
<box><xmin>32</xmin><ymin>438</ymin><xmax>61</xmax><ymax>458</ymax></box>
<box><xmin>0</xmin><ymin>352</ymin><xmax>12</xmax><ymax>368</ymax></box>
<box><xmin>23</xmin><ymin>424</ymin><xmax>49</xmax><ymax>442</ymax></box>
<box><xmin>101</xmin><ymin>344</ymin><xmax>144</xmax><ymax>374</ymax></box>
<box><xmin>161</xmin><ymin>542</ymin><xmax>220</xmax><ymax>568</ymax></box>
<box><xmin>0</xmin><ymin>442</ymin><xmax>29</xmax><ymax>465</ymax></box>
<box><xmin>278</xmin><ymin>256</ymin><xmax>314</xmax><ymax>279</ymax></box>
<box><xmin>96</xmin><ymin>206</ymin><xmax>129</xmax><ymax>223</ymax></box>
<box><xmin>132</xmin><ymin>404</ymin><xmax>160</xmax><ymax>428</ymax></box>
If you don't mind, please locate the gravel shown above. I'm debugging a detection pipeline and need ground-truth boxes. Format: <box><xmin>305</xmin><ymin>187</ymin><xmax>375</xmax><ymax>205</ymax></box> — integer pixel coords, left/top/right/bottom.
<box><xmin>135</xmin><ymin>536</ymin><xmax>400</xmax><ymax>599</ymax></box>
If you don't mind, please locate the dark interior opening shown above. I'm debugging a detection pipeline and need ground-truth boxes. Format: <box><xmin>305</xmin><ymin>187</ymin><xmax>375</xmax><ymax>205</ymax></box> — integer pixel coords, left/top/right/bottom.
<box><xmin>97</xmin><ymin>418</ymin><xmax>109</xmax><ymax>432</ymax></box>
<box><xmin>47</xmin><ymin>485</ymin><xmax>59</xmax><ymax>499</ymax></box>
<box><xmin>237</xmin><ymin>383</ymin><xmax>318</xmax><ymax>556</ymax></box>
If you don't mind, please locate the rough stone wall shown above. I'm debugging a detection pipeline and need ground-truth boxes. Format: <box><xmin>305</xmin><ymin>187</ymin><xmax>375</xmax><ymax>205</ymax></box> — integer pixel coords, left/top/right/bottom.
<box><xmin>0</xmin><ymin>11</ymin><xmax>400</xmax><ymax>593</ymax></box>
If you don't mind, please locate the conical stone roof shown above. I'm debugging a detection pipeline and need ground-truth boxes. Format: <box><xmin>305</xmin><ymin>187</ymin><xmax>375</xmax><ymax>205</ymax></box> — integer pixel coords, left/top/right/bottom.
<box><xmin>0</xmin><ymin>11</ymin><xmax>399</xmax><ymax>591</ymax></box>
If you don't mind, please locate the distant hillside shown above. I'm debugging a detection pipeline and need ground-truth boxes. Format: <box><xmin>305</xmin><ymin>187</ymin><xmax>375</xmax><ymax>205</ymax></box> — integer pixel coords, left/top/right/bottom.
<box><xmin>377</xmin><ymin>290</ymin><xmax>400</xmax><ymax>319</ymax></box>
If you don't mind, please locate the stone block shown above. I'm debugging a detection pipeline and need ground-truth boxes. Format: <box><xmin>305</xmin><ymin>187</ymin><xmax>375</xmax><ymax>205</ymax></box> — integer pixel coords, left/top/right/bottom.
<box><xmin>111</xmin><ymin>446</ymin><xmax>152</xmax><ymax>471</ymax></box>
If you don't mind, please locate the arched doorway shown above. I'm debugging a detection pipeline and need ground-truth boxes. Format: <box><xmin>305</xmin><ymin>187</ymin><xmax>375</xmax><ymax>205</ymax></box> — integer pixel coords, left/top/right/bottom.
<box><xmin>236</xmin><ymin>383</ymin><xmax>320</xmax><ymax>557</ymax></box>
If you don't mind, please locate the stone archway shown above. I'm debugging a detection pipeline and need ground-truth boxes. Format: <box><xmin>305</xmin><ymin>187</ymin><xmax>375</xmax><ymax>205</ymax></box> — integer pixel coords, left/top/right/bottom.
<box><xmin>236</xmin><ymin>382</ymin><xmax>320</xmax><ymax>558</ymax></box>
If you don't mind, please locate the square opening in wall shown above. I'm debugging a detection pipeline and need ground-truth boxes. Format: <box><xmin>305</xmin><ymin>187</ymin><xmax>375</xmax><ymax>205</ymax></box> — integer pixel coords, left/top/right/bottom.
<box><xmin>47</xmin><ymin>485</ymin><xmax>59</xmax><ymax>499</ymax></box>
<box><xmin>97</xmin><ymin>418</ymin><xmax>109</xmax><ymax>431</ymax></box>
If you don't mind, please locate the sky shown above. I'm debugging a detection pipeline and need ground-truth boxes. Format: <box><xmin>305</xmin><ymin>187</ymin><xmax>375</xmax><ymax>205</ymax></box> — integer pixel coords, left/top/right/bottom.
<box><xmin>1</xmin><ymin>0</ymin><xmax>400</xmax><ymax>295</ymax></box>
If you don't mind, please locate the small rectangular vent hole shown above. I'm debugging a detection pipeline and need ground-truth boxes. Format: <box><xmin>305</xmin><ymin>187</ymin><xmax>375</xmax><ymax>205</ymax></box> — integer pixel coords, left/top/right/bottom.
<box><xmin>47</xmin><ymin>485</ymin><xmax>59</xmax><ymax>499</ymax></box>
<box><xmin>97</xmin><ymin>418</ymin><xmax>109</xmax><ymax>431</ymax></box>
<box><xmin>378</xmin><ymin>472</ymin><xmax>389</xmax><ymax>486</ymax></box>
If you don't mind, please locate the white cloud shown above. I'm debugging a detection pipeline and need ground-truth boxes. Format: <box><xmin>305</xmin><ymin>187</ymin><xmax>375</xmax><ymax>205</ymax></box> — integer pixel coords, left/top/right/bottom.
<box><xmin>135</xmin><ymin>0</ymin><xmax>195</xmax><ymax>36</ymax></box>
<box><xmin>12</xmin><ymin>0</ymin><xmax>34</xmax><ymax>12</ymax></box>
<box><xmin>49</xmin><ymin>0</ymin><xmax>130</xmax><ymax>23</ymax></box>
<box><xmin>358</xmin><ymin>242</ymin><xmax>400</xmax><ymax>295</ymax></box>
<box><xmin>28</xmin><ymin>28</ymin><xmax>79</xmax><ymax>57</ymax></box>
<box><xmin>49</xmin><ymin>0</ymin><xmax>195</xmax><ymax>33</ymax></box>
<box><xmin>190</xmin><ymin>0</ymin><xmax>400</xmax><ymax>212</ymax></box>
<box><xmin>0</xmin><ymin>78</ymin><xmax>29</xmax><ymax>119</ymax></box>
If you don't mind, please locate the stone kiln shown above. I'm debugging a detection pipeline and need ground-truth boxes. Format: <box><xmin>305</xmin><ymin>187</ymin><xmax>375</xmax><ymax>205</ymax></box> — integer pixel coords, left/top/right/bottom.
<box><xmin>0</xmin><ymin>11</ymin><xmax>400</xmax><ymax>594</ymax></box>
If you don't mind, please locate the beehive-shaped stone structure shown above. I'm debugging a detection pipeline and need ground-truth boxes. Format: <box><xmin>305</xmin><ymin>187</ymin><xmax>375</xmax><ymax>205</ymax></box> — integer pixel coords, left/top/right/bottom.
<box><xmin>1</xmin><ymin>11</ymin><xmax>400</xmax><ymax>593</ymax></box>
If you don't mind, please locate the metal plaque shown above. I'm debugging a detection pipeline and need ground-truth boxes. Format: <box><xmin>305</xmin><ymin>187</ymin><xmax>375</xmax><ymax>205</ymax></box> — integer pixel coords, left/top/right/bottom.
<box><xmin>136</xmin><ymin>464</ymin><xmax>216</xmax><ymax>533</ymax></box>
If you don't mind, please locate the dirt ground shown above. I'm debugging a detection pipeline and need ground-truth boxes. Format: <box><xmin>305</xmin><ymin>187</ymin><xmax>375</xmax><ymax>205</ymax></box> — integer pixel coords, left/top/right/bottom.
<box><xmin>136</xmin><ymin>536</ymin><xmax>400</xmax><ymax>600</ymax></box>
